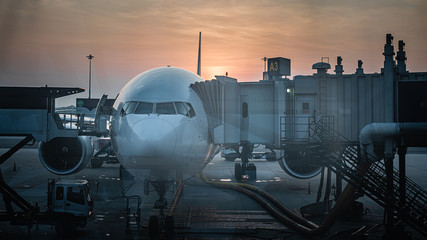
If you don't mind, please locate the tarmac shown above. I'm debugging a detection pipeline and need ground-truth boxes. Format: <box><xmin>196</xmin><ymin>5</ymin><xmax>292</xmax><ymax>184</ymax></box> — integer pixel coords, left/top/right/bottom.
<box><xmin>0</xmin><ymin>142</ymin><xmax>426</xmax><ymax>239</ymax></box>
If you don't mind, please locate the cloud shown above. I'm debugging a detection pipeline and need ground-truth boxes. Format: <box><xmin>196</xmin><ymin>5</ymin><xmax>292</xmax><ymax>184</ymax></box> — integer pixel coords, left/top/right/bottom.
<box><xmin>1</xmin><ymin>0</ymin><xmax>426</xmax><ymax>97</ymax></box>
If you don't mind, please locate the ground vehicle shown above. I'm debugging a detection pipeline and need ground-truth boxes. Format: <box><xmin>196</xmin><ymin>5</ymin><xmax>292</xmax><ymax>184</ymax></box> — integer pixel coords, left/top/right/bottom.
<box><xmin>47</xmin><ymin>179</ymin><xmax>94</xmax><ymax>234</ymax></box>
<box><xmin>0</xmin><ymin>173</ymin><xmax>94</xmax><ymax>235</ymax></box>
<box><xmin>221</xmin><ymin>148</ymin><xmax>240</xmax><ymax>161</ymax></box>
<box><xmin>220</xmin><ymin>147</ymin><xmax>277</xmax><ymax>162</ymax></box>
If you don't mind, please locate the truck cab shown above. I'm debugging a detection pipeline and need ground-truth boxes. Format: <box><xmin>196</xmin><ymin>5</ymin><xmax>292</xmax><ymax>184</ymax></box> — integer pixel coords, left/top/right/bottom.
<box><xmin>47</xmin><ymin>179</ymin><xmax>94</xmax><ymax>234</ymax></box>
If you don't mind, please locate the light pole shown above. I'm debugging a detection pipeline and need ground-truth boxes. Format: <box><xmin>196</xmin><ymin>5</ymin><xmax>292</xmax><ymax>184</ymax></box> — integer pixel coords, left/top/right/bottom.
<box><xmin>86</xmin><ymin>54</ymin><xmax>94</xmax><ymax>99</ymax></box>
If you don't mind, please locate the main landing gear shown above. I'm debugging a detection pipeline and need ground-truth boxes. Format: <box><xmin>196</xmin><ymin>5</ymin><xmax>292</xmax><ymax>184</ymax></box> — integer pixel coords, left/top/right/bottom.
<box><xmin>234</xmin><ymin>143</ymin><xmax>257</xmax><ymax>180</ymax></box>
<box><xmin>144</xmin><ymin>180</ymin><xmax>175</xmax><ymax>238</ymax></box>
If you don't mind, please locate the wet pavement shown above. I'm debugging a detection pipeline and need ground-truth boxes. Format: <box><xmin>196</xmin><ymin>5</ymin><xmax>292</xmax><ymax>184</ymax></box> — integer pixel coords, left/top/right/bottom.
<box><xmin>0</xmin><ymin>146</ymin><xmax>426</xmax><ymax>239</ymax></box>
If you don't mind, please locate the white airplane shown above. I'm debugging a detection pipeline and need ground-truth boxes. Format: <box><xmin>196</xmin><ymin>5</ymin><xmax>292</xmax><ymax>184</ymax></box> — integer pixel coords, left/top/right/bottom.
<box><xmin>110</xmin><ymin>66</ymin><xmax>218</xmax><ymax>209</ymax></box>
<box><xmin>110</xmin><ymin>66</ymin><xmax>217</xmax><ymax>176</ymax></box>
<box><xmin>37</xmin><ymin>33</ymin><xmax>242</xmax><ymax>233</ymax></box>
<box><xmin>39</xmin><ymin>66</ymin><xmax>221</xmax><ymax>232</ymax></box>
<box><xmin>109</xmin><ymin>35</ymin><xmax>222</xmax><ymax>230</ymax></box>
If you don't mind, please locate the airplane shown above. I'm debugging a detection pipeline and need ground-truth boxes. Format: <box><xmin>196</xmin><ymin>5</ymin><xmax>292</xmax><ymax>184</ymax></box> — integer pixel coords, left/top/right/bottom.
<box><xmin>37</xmin><ymin>33</ymin><xmax>259</xmax><ymax>234</ymax></box>
<box><xmin>109</xmin><ymin>66</ymin><xmax>219</xmax><ymax>225</ymax></box>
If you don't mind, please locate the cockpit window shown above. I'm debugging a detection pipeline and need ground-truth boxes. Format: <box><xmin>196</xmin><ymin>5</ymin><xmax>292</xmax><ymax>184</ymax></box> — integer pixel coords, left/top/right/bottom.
<box><xmin>186</xmin><ymin>103</ymin><xmax>196</xmax><ymax>118</ymax></box>
<box><xmin>121</xmin><ymin>101</ymin><xmax>138</xmax><ymax>116</ymax></box>
<box><xmin>156</xmin><ymin>102</ymin><xmax>176</xmax><ymax>114</ymax></box>
<box><xmin>175</xmin><ymin>102</ymin><xmax>195</xmax><ymax>118</ymax></box>
<box><xmin>121</xmin><ymin>101</ymin><xmax>195</xmax><ymax>117</ymax></box>
<box><xmin>126</xmin><ymin>102</ymin><xmax>138</xmax><ymax>114</ymax></box>
<box><xmin>175</xmin><ymin>102</ymin><xmax>188</xmax><ymax>116</ymax></box>
<box><xmin>134</xmin><ymin>102</ymin><xmax>153</xmax><ymax>114</ymax></box>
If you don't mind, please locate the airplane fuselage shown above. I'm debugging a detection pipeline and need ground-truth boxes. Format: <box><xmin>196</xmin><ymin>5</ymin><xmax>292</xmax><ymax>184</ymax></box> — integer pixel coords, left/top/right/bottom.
<box><xmin>110</xmin><ymin>67</ymin><xmax>217</xmax><ymax>180</ymax></box>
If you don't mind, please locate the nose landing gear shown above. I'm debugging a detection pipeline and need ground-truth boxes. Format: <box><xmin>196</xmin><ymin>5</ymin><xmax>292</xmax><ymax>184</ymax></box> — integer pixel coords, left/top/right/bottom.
<box><xmin>145</xmin><ymin>180</ymin><xmax>175</xmax><ymax>238</ymax></box>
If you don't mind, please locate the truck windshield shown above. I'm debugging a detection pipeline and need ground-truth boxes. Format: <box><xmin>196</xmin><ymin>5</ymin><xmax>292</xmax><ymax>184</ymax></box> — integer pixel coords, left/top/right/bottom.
<box><xmin>67</xmin><ymin>186</ymin><xmax>85</xmax><ymax>205</ymax></box>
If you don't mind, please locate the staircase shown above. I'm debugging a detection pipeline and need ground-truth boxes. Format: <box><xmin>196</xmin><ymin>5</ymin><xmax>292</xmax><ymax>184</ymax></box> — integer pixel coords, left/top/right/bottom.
<box><xmin>308</xmin><ymin>116</ymin><xmax>427</xmax><ymax>236</ymax></box>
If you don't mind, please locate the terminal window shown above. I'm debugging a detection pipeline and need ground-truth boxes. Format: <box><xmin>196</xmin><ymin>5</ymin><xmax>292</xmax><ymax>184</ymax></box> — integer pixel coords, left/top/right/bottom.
<box><xmin>302</xmin><ymin>103</ymin><xmax>309</xmax><ymax>111</ymax></box>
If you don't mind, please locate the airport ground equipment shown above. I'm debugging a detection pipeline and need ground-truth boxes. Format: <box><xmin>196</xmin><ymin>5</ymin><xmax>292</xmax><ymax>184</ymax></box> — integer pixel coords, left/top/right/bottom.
<box><xmin>220</xmin><ymin>146</ymin><xmax>277</xmax><ymax>162</ymax></box>
<box><xmin>0</xmin><ymin>87</ymin><xmax>113</xmax><ymax>175</ymax></box>
<box><xmin>0</xmin><ymin>172</ymin><xmax>94</xmax><ymax>235</ymax></box>
<box><xmin>0</xmin><ymin>87</ymin><xmax>102</xmax><ymax>234</ymax></box>
<box><xmin>90</xmin><ymin>137</ymin><xmax>118</xmax><ymax>168</ymax></box>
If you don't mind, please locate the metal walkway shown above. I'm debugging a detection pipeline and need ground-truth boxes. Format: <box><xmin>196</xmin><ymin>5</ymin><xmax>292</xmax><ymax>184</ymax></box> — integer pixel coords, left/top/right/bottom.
<box><xmin>308</xmin><ymin>117</ymin><xmax>427</xmax><ymax>236</ymax></box>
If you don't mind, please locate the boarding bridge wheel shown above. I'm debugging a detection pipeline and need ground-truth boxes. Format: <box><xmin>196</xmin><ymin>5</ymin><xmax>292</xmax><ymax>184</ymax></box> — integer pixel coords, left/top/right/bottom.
<box><xmin>247</xmin><ymin>163</ymin><xmax>257</xmax><ymax>180</ymax></box>
<box><xmin>90</xmin><ymin>157</ymin><xmax>103</xmax><ymax>168</ymax></box>
<box><xmin>234</xmin><ymin>163</ymin><xmax>257</xmax><ymax>180</ymax></box>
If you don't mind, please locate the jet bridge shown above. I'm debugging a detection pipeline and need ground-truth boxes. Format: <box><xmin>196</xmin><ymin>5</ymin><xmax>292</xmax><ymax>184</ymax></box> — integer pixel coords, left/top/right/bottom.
<box><xmin>192</xmin><ymin>34</ymin><xmax>427</xmax><ymax>237</ymax></box>
<box><xmin>191</xmin><ymin>75</ymin><xmax>292</xmax><ymax>148</ymax></box>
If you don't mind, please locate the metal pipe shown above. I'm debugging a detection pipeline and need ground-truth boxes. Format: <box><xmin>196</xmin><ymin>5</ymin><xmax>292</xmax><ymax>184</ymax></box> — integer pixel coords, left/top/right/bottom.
<box><xmin>359</xmin><ymin>123</ymin><xmax>399</xmax><ymax>162</ymax></box>
<box><xmin>360</xmin><ymin>122</ymin><xmax>427</xmax><ymax>161</ymax></box>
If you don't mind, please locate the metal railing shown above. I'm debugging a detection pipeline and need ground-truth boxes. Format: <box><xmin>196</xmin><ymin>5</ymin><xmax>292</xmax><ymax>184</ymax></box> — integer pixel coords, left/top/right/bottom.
<box><xmin>308</xmin><ymin>118</ymin><xmax>427</xmax><ymax>235</ymax></box>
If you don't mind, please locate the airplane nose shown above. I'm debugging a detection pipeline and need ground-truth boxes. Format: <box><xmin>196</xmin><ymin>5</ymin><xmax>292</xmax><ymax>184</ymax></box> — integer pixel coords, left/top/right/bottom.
<box><xmin>130</xmin><ymin>119</ymin><xmax>177</xmax><ymax>159</ymax></box>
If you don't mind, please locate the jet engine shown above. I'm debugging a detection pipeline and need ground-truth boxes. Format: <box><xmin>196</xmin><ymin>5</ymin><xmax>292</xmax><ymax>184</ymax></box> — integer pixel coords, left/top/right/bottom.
<box><xmin>39</xmin><ymin>136</ymin><xmax>93</xmax><ymax>175</ymax></box>
<box><xmin>278</xmin><ymin>147</ymin><xmax>322</xmax><ymax>179</ymax></box>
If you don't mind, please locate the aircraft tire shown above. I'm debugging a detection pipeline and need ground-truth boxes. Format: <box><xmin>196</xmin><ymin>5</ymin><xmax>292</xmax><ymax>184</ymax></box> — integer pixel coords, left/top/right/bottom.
<box><xmin>90</xmin><ymin>157</ymin><xmax>103</xmax><ymax>168</ymax></box>
<box><xmin>165</xmin><ymin>215</ymin><xmax>174</xmax><ymax>238</ymax></box>
<box><xmin>148</xmin><ymin>215</ymin><xmax>159</xmax><ymax>238</ymax></box>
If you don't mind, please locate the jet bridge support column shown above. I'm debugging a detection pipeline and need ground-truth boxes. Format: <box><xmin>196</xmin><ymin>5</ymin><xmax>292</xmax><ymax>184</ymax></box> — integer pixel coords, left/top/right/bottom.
<box><xmin>384</xmin><ymin>139</ymin><xmax>395</xmax><ymax>238</ymax></box>
<box><xmin>398</xmin><ymin>147</ymin><xmax>407</xmax><ymax>208</ymax></box>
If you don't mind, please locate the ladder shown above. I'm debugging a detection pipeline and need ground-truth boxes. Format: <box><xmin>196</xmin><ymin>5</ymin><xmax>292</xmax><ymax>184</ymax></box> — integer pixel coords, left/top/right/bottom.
<box><xmin>308</xmin><ymin>117</ymin><xmax>427</xmax><ymax>236</ymax></box>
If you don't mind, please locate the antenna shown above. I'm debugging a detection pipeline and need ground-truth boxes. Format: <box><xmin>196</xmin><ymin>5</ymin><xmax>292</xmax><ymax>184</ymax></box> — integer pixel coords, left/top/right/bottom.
<box><xmin>197</xmin><ymin>32</ymin><xmax>201</xmax><ymax>76</ymax></box>
<box><xmin>261</xmin><ymin>57</ymin><xmax>267</xmax><ymax>72</ymax></box>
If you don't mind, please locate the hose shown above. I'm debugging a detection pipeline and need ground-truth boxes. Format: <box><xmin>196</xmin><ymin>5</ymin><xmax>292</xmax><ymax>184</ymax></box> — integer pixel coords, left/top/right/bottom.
<box><xmin>199</xmin><ymin>171</ymin><xmax>317</xmax><ymax>232</ymax></box>
<box><xmin>199</xmin><ymin>161</ymin><xmax>371</xmax><ymax>236</ymax></box>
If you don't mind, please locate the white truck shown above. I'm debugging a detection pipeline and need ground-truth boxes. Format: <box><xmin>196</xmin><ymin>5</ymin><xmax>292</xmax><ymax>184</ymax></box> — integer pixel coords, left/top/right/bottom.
<box><xmin>0</xmin><ymin>174</ymin><xmax>94</xmax><ymax>236</ymax></box>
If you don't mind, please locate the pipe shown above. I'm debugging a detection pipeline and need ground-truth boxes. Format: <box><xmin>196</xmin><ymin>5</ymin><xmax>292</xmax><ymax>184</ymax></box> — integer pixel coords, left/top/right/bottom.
<box><xmin>359</xmin><ymin>122</ymin><xmax>427</xmax><ymax>161</ymax></box>
<box><xmin>359</xmin><ymin>123</ymin><xmax>399</xmax><ymax>162</ymax></box>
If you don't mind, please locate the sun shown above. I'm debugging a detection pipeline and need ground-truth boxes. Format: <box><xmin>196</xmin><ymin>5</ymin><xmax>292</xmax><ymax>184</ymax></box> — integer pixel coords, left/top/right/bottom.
<box><xmin>202</xmin><ymin>66</ymin><xmax>230</xmax><ymax>80</ymax></box>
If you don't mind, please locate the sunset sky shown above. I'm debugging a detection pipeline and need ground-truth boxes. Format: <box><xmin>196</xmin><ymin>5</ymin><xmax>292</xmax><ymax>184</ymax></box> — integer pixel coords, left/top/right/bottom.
<box><xmin>1</xmin><ymin>0</ymin><xmax>427</xmax><ymax>106</ymax></box>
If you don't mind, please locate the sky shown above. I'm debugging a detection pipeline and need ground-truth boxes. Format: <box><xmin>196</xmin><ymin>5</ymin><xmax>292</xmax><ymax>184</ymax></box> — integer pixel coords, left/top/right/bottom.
<box><xmin>1</xmin><ymin>0</ymin><xmax>427</xmax><ymax>106</ymax></box>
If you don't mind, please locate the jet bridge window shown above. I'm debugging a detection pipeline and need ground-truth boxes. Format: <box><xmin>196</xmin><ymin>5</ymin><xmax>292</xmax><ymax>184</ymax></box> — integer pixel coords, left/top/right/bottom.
<box><xmin>156</xmin><ymin>102</ymin><xmax>176</xmax><ymax>114</ymax></box>
<box><xmin>134</xmin><ymin>102</ymin><xmax>154</xmax><ymax>114</ymax></box>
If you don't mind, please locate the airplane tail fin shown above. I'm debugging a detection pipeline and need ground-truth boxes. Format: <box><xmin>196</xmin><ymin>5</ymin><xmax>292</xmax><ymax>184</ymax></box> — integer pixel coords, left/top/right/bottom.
<box><xmin>197</xmin><ymin>32</ymin><xmax>201</xmax><ymax>76</ymax></box>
